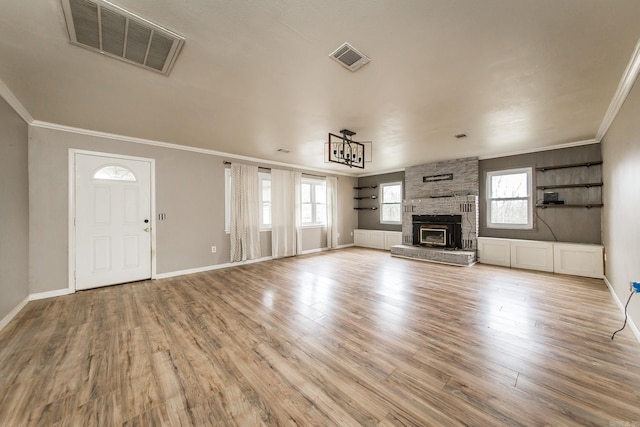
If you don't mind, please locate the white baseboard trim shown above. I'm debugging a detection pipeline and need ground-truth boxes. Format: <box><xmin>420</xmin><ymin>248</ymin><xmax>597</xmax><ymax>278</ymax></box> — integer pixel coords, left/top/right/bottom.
<box><xmin>0</xmin><ymin>296</ymin><xmax>30</xmax><ymax>332</ymax></box>
<box><xmin>604</xmin><ymin>276</ymin><xmax>640</xmax><ymax>343</ymax></box>
<box><xmin>336</xmin><ymin>243</ymin><xmax>355</xmax><ymax>249</ymax></box>
<box><xmin>29</xmin><ymin>288</ymin><xmax>73</xmax><ymax>301</ymax></box>
<box><xmin>156</xmin><ymin>256</ymin><xmax>274</xmax><ymax>279</ymax></box>
<box><xmin>299</xmin><ymin>247</ymin><xmax>328</xmax><ymax>255</ymax></box>
<box><xmin>156</xmin><ymin>247</ymin><xmax>356</xmax><ymax>279</ymax></box>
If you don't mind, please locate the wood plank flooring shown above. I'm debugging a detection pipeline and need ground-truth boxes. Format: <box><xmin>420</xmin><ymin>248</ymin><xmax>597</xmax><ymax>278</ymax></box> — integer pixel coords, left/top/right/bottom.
<box><xmin>1</xmin><ymin>247</ymin><xmax>639</xmax><ymax>426</ymax></box>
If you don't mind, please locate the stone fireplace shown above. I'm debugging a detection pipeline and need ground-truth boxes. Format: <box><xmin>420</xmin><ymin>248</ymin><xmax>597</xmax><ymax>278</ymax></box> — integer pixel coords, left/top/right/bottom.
<box><xmin>390</xmin><ymin>157</ymin><xmax>480</xmax><ymax>266</ymax></box>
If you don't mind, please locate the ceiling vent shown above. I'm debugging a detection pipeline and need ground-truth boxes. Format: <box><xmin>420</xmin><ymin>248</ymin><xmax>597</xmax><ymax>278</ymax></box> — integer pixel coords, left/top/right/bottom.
<box><xmin>329</xmin><ymin>42</ymin><xmax>370</xmax><ymax>72</ymax></box>
<box><xmin>61</xmin><ymin>0</ymin><xmax>184</xmax><ymax>75</ymax></box>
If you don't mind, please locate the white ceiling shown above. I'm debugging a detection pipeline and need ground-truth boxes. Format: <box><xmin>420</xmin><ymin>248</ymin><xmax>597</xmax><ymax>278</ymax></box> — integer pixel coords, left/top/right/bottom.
<box><xmin>1</xmin><ymin>1</ymin><xmax>640</xmax><ymax>175</ymax></box>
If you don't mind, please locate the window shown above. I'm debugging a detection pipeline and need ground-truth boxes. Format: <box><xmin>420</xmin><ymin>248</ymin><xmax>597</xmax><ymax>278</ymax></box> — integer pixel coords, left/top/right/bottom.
<box><xmin>259</xmin><ymin>173</ymin><xmax>271</xmax><ymax>228</ymax></box>
<box><xmin>93</xmin><ymin>165</ymin><xmax>136</xmax><ymax>181</ymax></box>
<box><xmin>301</xmin><ymin>178</ymin><xmax>326</xmax><ymax>226</ymax></box>
<box><xmin>380</xmin><ymin>182</ymin><xmax>402</xmax><ymax>224</ymax></box>
<box><xmin>224</xmin><ymin>169</ymin><xmax>272</xmax><ymax>231</ymax></box>
<box><xmin>486</xmin><ymin>167</ymin><xmax>533</xmax><ymax>229</ymax></box>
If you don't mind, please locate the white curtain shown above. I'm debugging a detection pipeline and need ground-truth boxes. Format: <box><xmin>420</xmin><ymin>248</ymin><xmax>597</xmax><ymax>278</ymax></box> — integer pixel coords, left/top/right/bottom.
<box><xmin>230</xmin><ymin>163</ymin><xmax>261</xmax><ymax>262</ymax></box>
<box><xmin>271</xmin><ymin>169</ymin><xmax>302</xmax><ymax>258</ymax></box>
<box><xmin>326</xmin><ymin>176</ymin><xmax>339</xmax><ymax>249</ymax></box>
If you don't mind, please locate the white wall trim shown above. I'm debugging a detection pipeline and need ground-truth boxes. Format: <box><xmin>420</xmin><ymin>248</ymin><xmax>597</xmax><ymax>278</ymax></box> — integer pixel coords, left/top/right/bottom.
<box><xmin>478</xmin><ymin>139</ymin><xmax>600</xmax><ymax>160</ymax></box>
<box><xmin>0</xmin><ymin>78</ymin><xmax>33</xmax><ymax>124</ymax></box>
<box><xmin>31</xmin><ymin>120</ymin><xmax>358</xmax><ymax>178</ymax></box>
<box><xmin>596</xmin><ymin>38</ymin><xmax>640</xmax><ymax>142</ymax></box>
<box><xmin>299</xmin><ymin>247</ymin><xmax>329</xmax><ymax>255</ymax></box>
<box><xmin>155</xmin><ymin>256</ymin><xmax>274</xmax><ymax>279</ymax></box>
<box><xmin>0</xmin><ymin>296</ymin><xmax>30</xmax><ymax>332</ymax></box>
<box><xmin>357</xmin><ymin>168</ymin><xmax>406</xmax><ymax>178</ymax></box>
<box><xmin>30</xmin><ymin>288</ymin><xmax>73</xmax><ymax>301</ymax></box>
<box><xmin>604</xmin><ymin>276</ymin><xmax>640</xmax><ymax>343</ymax></box>
<box><xmin>336</xmin><ymin>243</ymin><xmax>355</xmax><ymax>249</ymax></box>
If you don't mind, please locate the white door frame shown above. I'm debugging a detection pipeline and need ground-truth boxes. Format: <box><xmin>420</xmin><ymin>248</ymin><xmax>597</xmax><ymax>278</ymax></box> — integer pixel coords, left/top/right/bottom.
<box><xmin>68</xmin><ymin>149</ymin><xmax>157</xmax><ymax>292</ymax></box>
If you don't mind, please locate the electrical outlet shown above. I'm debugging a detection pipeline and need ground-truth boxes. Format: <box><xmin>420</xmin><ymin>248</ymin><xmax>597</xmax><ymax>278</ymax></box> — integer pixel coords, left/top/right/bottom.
<box><xmin>211</xmin><ymin>246</ymin><xmax>216</xmax><ymax>253</ymax></box>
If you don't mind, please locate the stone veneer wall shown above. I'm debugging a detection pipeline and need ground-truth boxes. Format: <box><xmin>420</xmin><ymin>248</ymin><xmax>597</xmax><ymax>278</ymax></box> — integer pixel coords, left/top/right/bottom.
<box><xmin>403</xmin><ymin>157</ymin><xmax>480</xmax><ymax>250</ymax></box>
<box><xmin>405</xmin><ymin>157</ymin><xmax>479</xmax><ymax>199</ymax></box>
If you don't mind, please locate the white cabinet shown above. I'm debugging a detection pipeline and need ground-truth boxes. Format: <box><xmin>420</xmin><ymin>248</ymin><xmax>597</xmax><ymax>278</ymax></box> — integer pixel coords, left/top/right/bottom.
<box><xmin>510</xmin><ymin>240</ymin><xmax>554</xmax><ymax>272</ymax></box>
<box><xmin>477</xmin><ymin>237</ymin><xmax>510</xmax><ymax>267</ymax></box>
<box><xmin>354</xmin><ymin>229</ymin><xmax>401</xmax><ymax>251</ymax></box>
<box><xmin>477</xmin><ymin>237</ymin><xmax>603</xmax><ymax>278</ymax></box>
<box><xmin>553</xmin><ymin>243</ymin><xmax>603</xmax><ymax>279</ymax></box>
<box><xmin>384</xmin><ymin>231</ymin><xmax>403</xmax><ymax>250</ymax></box>
<box><xmin>353</xmin><ymin>229</ymin><xmax>369</xmax><ymax>247</ymax></box>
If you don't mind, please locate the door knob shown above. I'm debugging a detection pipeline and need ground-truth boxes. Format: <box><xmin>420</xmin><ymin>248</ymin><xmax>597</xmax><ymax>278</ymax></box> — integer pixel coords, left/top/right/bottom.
<box><xmin>144</xmin><ymin>227</ymin><xmax>150</xmax><ymax>232</ymax></box>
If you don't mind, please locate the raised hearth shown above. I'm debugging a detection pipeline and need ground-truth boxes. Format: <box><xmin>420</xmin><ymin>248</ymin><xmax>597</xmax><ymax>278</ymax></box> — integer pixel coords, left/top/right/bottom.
<box><xmin>390</xmin><ymin>244</ymin><xmax>476</xmax><ymax>267</ymax></box>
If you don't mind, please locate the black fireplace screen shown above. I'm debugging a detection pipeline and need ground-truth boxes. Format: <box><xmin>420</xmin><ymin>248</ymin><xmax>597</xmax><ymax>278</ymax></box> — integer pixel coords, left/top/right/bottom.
<box><xmin>412</xmin><ymin>214</ymin><xmax>462</xmax><ymax>249</ymax></box>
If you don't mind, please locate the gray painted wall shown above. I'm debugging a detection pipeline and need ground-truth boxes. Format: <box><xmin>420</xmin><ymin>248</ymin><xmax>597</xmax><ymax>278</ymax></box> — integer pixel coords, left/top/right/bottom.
<box><xmin>357</xmin><ymin>171</ymin><xmax>405</xmax><ymax>231</ymax></box>
<box><xmin>28</xmin><ymin>126</ymin><xmax>357</xmax><ymax>294</ymax></box>
<box><xmin>602</xmin><ymin>78</ymin><xmax>640</xmax><ymax>333</ymax></box>
<box><xmin>479</xmin><ymin>144</ymin><xmax>602</xmax><ymax>244</ymax></box>
<box><xmin>0</xmin><ymin>97</ymin><xmax>29</xmax><ymax>321</ymax></box>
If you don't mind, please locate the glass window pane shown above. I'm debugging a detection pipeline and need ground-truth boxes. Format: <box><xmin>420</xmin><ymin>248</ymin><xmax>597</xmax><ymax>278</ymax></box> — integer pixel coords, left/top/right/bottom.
<box><xmin>301</xmin><ymin>183</ymin><xmax>311</xmax><ymax>203</ymax></box>
<box><xmin>383</xmin><ymin>184</ymin><xmax>402</xmax><ymax>203</ymax></box>
<box><xmin>93</xmin><ymin>165</ymin><xmax>136</xmax><ymax>181</ymax></box>
<box><xmin>382</xmin><ymin>204</ymin><xmax>401</xmax><ymax>222</ymax></box>
<box><xmin>301</xmin><ymin>204</ymin><xmax>312</xmax><ymax>223</ymax></box>
<box><xmin>315</xmin><ymin>184</ymin><xmax>326</xmax><ymax>204</ymax></box>
<box><xmin>490</xmin><ymin>200</ymin><xmax>528</xmax><ymax>224</ymax></box>
<box><xmin>491</xmin><ymin>173</ymin><xmax>527</xmax><ymax>198</ymax></box>
<box><xmin>315</xmin><ymin>203</ymin><xmax>326</xmax><ymax>223</ymax></box>
<box><xmin>262</xmin><ymin>180</ymin><xmax>271</xmax><ymax>202</ymax></box>
<box><xmin>262</xmin><ymin>204</ymin><xmax>271</xmax><ymax>226</ymax></box>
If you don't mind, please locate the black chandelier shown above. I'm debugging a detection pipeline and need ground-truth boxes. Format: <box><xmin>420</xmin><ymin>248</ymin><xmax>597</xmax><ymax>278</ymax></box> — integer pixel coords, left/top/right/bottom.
<box><xmin>327</xmin><ymin>129</ymin><xmax>365</xmax><ymax>169</ymax></box>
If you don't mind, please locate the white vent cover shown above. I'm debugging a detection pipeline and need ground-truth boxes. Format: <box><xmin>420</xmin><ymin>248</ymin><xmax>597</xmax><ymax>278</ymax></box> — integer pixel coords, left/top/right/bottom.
<box><xmin>61</xmin><ymin>0</ymin><xmax>184</xmax><ymax>75</ymax></box>
<box><xmin>329</xmin><ymin>42</ymin><xmax>370</xmax><ymax>71</ymax></box>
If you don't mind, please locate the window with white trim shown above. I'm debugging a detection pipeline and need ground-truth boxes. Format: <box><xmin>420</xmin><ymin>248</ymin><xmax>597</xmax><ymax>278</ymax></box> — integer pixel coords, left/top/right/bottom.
<box><xmin>486</xmin><ymin>167</ymin><xmax>533</xmax><ymax>229</ymax></box>
<box><xmin>380</xmin><ymin>182</ymin><xmax>402</xmax><ymax>224</ymax></box>
<box><xmin>301</xmin><ymin>178</ymin><xmax>326</xmax><ymax>226</ymax></box>
<box><xmin>224</xmin><ymin>169</ymin><xmax>271</xmax><ymax>231</ymax></box>
<box><xmin>259</xmin><ymin>173</ymin><xmax>271</xmax><ymax>228</ymax></box>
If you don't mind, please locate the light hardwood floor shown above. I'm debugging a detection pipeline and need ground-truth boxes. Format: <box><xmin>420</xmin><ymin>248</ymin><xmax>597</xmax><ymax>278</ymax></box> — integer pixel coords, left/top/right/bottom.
<box><xmin>1</xmin><ymin>247</ymin><xmax>639</xmax><ymax>426</ymax></box>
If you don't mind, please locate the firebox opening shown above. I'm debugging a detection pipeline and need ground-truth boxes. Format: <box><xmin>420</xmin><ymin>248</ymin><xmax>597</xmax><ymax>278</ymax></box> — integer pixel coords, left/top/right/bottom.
<box><xmin>412</xmin><ymin>214</ymin><xmax>462</xmax><ymax>249</ymax></box>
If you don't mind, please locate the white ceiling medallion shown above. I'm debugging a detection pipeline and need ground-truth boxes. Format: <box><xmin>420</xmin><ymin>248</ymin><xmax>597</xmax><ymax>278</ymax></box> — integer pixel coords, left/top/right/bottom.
<box><xmin>329</xmin><ymin>42</ymin><xmax>370</xmax><ymax>72</ymax></box>
<box><xmin>61</xmin><ymin>0</ymin><xmax>185</xmax><ymax>76</ymax></box>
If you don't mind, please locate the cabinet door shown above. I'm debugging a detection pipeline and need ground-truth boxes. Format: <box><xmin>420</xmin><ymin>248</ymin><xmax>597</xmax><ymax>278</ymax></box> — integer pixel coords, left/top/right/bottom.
<box><xmin>553</xmin><ymin>244</ymin><xmax>603</xmax><ymax>278</ymax></box>
<box><xmin>353</xmin><ymin>230</ymin><xmax>368</xmax><ymax>247</ymax></box>
<box><xmin>368</xmin><ymin>231</ymin><xmax>385</xmax><ymax>249</ymax></box>
<box><xmin>477</xmin><ymin>238</ymin><xmax>511</xmax><ymax>267</ymax></box>
<box><xmin>384</xmin><ymin>232</ymin><xmax>402</xmax><ymax>250</ymax></box>
<box><xmin>510</xmin><ymin>241</ymin><xmax>554</xmax><ymax>272</ymax></box>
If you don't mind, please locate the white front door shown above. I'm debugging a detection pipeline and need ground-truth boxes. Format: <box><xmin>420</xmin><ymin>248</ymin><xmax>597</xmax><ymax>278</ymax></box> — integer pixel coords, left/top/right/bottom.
<box><xmin>75</xmin><ymin>153</ymin><xmax>152</xmax><ymax>290</ymax></box>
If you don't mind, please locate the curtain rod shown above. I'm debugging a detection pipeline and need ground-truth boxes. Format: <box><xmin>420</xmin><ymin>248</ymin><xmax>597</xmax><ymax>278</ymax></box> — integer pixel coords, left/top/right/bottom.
<box><xmin>223</xmin><ymin>161</ymin><xmax>330</xmax><ymax>179</ymax></box>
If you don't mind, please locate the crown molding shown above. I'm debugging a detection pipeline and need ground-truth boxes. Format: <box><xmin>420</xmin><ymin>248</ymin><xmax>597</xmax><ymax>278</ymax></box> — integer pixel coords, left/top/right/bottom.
<box><xmin>30</xmin><ymin>120</ymin><xmax>359</xmax><ymax>177</ymax></box>
<box><xmin>597</xmin><ymin>38</ymin><xmax>640</xmax><ymax>142</ymax></box>
<box><xmin>0</xmin><ymin>78</ymin><xmax>33</xmax><ymax>124</ymax></box>
<box><xmin>478</xmin><ymin>138</ymin><xmax>599</xmax><ymax>160</ymax></box>
<box><xmin>356</xmin><ymin>167</ymin><xmax>406</xmax><ymax>178</ymax></box>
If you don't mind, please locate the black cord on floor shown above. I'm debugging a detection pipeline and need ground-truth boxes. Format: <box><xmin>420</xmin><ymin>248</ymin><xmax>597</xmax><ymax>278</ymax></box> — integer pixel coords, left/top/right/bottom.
<box><xmin>611</xmin><ymin>291</ymin><xmax>636</xmax><ymax>340</ymax></box>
